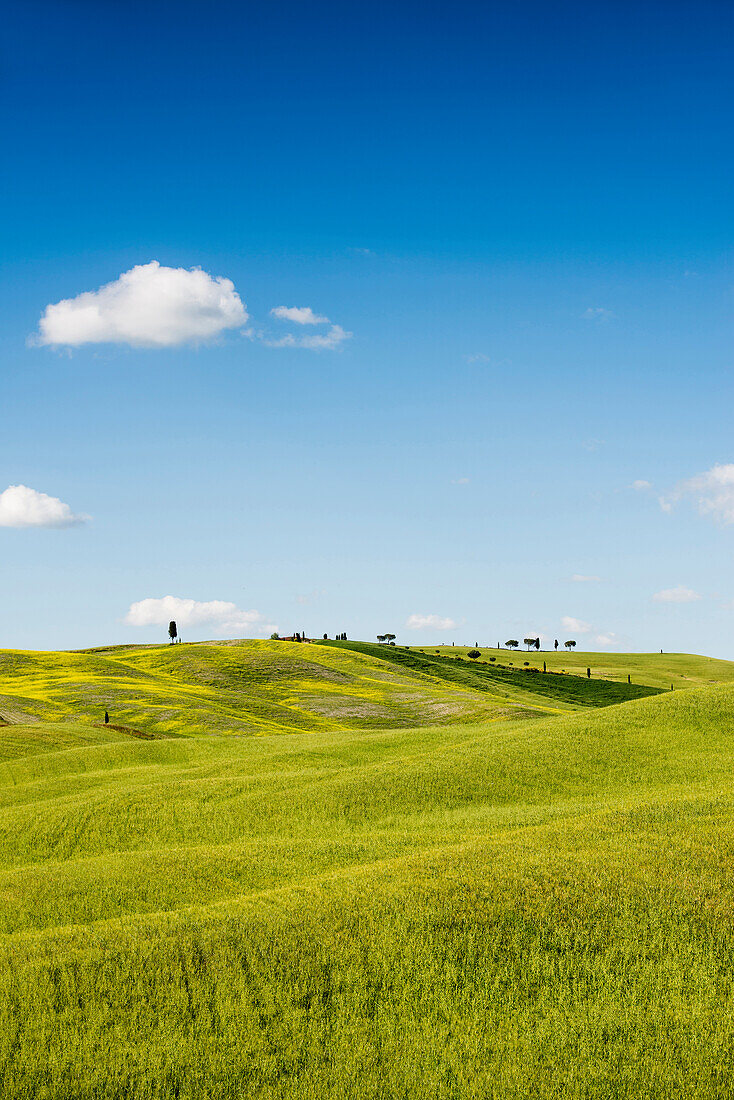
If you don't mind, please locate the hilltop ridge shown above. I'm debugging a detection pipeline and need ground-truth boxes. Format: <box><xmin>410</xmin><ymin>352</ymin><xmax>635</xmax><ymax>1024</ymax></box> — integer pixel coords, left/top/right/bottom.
<box><xmin>0</xmin><ymin>639</ymin><xmax>722</xmax><ymax>738</ymax></box>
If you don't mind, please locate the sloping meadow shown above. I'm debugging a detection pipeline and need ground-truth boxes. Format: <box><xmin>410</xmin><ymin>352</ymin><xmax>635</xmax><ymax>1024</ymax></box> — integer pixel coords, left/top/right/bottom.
<box><xmin>1</xmin><ymin>684</ymin><xmax>734</xmax><ymax>1095</ymax></box>
<box><xmin>0</xmin><ymin>641</ymin><xmax>542</xmax><ymax>736</ymax></box>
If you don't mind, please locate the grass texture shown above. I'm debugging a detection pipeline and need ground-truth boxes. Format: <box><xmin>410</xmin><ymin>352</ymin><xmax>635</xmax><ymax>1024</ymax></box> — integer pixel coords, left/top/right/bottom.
<box><xmin>1</xmin><ymin>646</ymin><xmax>734</xmax><ymax>1096</ymax></box>
<box><xmin>0</xmin><ymin>639</ymin><xmax>547</xmax><ymax>736</ymax></box>
<box><xmin>424</xmin><ymin>644</ymin><xmax>734</xmax><ymax>690</ymax></box>
<box><xmin>320</xmin><ymin>639</ymin><xmax>663</xmax><ymax>708</ymax></box>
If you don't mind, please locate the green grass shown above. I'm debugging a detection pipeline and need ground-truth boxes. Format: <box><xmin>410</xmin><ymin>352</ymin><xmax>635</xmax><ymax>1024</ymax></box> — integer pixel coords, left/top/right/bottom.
<box><xmin>426</xmin><ymin>644</ymin><xmax>734</xmax><ymax>690</ymax></box>
<box><xmin>320</xmin><ymin>638</ymin><xmax>664</xmax><ymax>708</ymax></box>
<box><xmin>0</xmin><ymin>639</ymin><xmax>542</xmax><ymax>736</ymax></box>
<box><xmin>2</xmin><ymin>642</ymin><xmax>734</xmax><ymax>1096</ymax></box>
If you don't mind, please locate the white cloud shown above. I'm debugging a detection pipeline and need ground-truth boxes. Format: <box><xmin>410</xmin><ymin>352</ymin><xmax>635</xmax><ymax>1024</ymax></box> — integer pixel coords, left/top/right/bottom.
<box><xmin>582</xmin><ymin>307</ymin><xmax>614</xmax><ymax>321</ymax></box>
<box><xmin>34</xmin><ymin>262</ymin><xmax>247</xmax><ymax>348</ymax></box>
<box><xmin>0</xmin><ymin>484</ymin><xmax>89</xmax><ymax>528</ymax></box>
<box><xmin>595</xmin><ymin>633</ymin><xmax>617</xmax><ymax>646</ymax></box>
<box><xmin>124</xmin><ymin>596</ymin><xmax>275</xmax><ymax>635</ymax></box>
<box><xmin>264</xmin><ymin>324</ymin><xmax>351</xmax><ymax>351</ymax></box>
<box><xmin>406</xmin><ymin>613</ymin><xmax>458</xmax><ymax>631</ymax></box>
<box><xmin>660</xmin><ymin>464</ymin><xmax>734</xmax><ymax>525</ymax></box>
<box><xmin>561</xmin><ymin>616</ymin><xmax>591</xmax><ymax>634</ymax></box>
<box><xmin>451</xmin><ymin>477</ymin><xmax>470</xmax><ymax>485</ymax></box>
<box><xmin>632</xmin><ymin>479</ymin><xmax>652</xmax><ymax>491</ymax></box>
<box><xmin>466</xmin><ymin>353</ymin><xmax>491</xmax><ymax>364</ymax></box>
<box><xmin>652</xmin><ymin>585</ymin><xmax>701</xmax><ymax>604</ymax></box>
<box><xmin>270</xmin><ymin>306</ymin><xmax>329</xmax><ymax>325</ymax></box>
<box><xmin>570</xmin><ymin>574</ymin><xmax>600</xmax><ymax>583</ymax></box>
<box><xmin>265</xmin><ymin>305</ymin><xmax>352</xmax><ymax>351</ymax></box>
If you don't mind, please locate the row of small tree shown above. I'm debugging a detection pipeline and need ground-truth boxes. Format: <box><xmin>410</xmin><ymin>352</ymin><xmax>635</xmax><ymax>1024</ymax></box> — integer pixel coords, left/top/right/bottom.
<box><xmin>377</xmin><ymin>633</ymin><xmax>396</xmax><ymax>644</ymax></box>
<box><xmin>504</xmin><ymin>638</ymin><xmax>576</xmax><ymax>651</ymax></box>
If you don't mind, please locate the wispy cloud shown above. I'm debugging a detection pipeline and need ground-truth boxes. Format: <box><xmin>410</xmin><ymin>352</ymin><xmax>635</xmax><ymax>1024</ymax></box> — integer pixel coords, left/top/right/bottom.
<box><xmin>263</xmin><ymin>306</ymin><xmax>352</xmax><ymax>351</ymax></box>
<box><xmin>652</xmin><ymin>585</ymin><xmax>701</xmax><ymax>603</ymax></box>
<box><xmin>33</xmin><ymin>262</ymin><xmax>247</xmax><ymax>348</ymax></box>
<box><xmin>0</xmin><ymin>484</ymin><xmax>89</xmax><ymax>528</ymax></box>
<box><xmin>124</xmin><ymin>596</ymin><xmax>276</xmax><ymax>634</ymax></box>
<box><xmin>561</xmin><ymin>615</ymin><xmax>619</xmax><ymax>647</ymax></box>
<box><xmin>465</xmin><ymin>353</ymin><xmax>491</xmax><ymax>364</ymax></box>
<box><xmin>270</xmin><ymin>306</ymin><xmax>328</xmax><ymax>325</ymax></box>
<box><xmin>451</xmin><ymin>477</ymin><xmax>470</xmax><ymax>485</ymax></box>
<box><xmin>632</xmin><ymin>479</ymin><xmax>652</xmax><ymax>491</ymax></box>
<box><xmin>660</xmin><ymin>463</ymin><xmax>734</xmax><ymax>525</ymax></box>
<box><xmin>561</xmin><ymin>615</ymin><xmax>591</xmax><ymax>634</ymax></box>
<box><xmin>570</xmin><ymin>574</ymin><xmax>600</xmax><ymax>583</ymax></box>
<box><xmin>264</xmin><ymin>324</ymin><xmax>351</xmax><ymax>351</ymax></box>
<box><xmin>406</xmin><ymin>613</ymin><xmax>458</xmax><ymax>631</ymax></box>
<box><xmin>582</xmin><ymin>307</ymin><xmax>615</xmax><ymax>321</ymax></box>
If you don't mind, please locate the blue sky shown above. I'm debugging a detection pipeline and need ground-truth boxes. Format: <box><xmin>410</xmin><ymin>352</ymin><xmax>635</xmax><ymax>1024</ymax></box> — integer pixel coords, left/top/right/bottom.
<box><xmin>1</xmin><ymin>0</ymin><xmax>733</xmax><ymax>654</ymax></box>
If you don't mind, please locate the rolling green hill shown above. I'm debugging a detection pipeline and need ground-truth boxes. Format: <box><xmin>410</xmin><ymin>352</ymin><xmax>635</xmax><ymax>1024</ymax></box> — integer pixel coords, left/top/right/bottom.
<box><xmin>0</xmin><ymin>639</ymin><xmax>548</xmax><ymax>736</ymax></box>
<box><xmin>2</xmin><ymin>644</ymin><xmax>734</xmax><ymax>1096</ymax></box>
<box><xmin>319</xmin><ymin>639</ymin><xmax>664</xmax><ymax>708</ymax></box>
<box><xmin>425</xmin><ymin>644</ymin><xmax>734</xmax><ymax>690</ymax></box>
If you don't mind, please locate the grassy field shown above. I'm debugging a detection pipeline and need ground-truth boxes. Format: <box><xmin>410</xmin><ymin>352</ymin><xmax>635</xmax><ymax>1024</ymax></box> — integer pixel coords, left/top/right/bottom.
<box><xmin>0</xmin><ymin>639</ymin><xmax>549</xmax><ymax>736</ymax></box>
<box><xmin>423</xmin><ymin>643</ymin><xmax>734</xmax><ymax>690</ymax></box>
<box><xmin>2</xmin><ymin>643</ymin><xmax>734</xmax><ymax>1096</ymax></box>
<box><xmin>320</xmin><ymin>639</ymin><xmax>664</xmax><ymax>709</ymax></box>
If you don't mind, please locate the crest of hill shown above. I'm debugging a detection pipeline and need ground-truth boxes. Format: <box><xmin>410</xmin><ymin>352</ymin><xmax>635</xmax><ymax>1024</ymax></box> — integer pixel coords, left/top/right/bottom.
<box><xmin>318</xmin><ymin>639</ymin><xmax>667</xmax><ymax>709</ymax></box>
<box><xmin>0</xmin><ymin>639</ymin><xmax>553</xmax><ymax>737</ymax></box>
<box><xmin>424</xmin><ymin>644</ymin><xmax>734</xmax><ymax>691</ymax></box>
<box><xmin>0</xmin><ymin>639</ymin><xmax>720</xmax><ymax>738</ymax></box>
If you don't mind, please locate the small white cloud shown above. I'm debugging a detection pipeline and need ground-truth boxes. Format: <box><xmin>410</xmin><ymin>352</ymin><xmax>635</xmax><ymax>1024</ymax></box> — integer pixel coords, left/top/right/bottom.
<box><xmin>264</xmin><ymin>320</ymin><xmax>351</xmax><ymax>351</ymax></box>
<box><xmin>298</xmin><ymin>324</ymin><xmax>351</xmax><ymax>350</ymax></box>
<box><xmin>406</xmin><ymin>613</ymin><xmax>458</xmax><ymax>631</ymax></box>
<box><xmin>34</xmin><ymin>262</ymin><xmax>247</xmax><ymax>349</ymax></box>
<box><xmin>660</xmin><ymin>464</ymin><xmax>734</xmax><ymax>525</ymax></box>
<box><xmin>595</xmin><ymin>633</ymin><xmax>617</xmax><ymax>646</ymax></box>
<box><xmin>0</xmin><ymin>484</ymin><xmax>89</xmax><ymax>528</ymax></box>
<box><xmin>451</xmin><ymin>477</ymin><xmax>470</xmax><ymax>485</ymax></box>
<box><xmin>561</xmin><ymin>616</ymin><xmax>591</xmax><ymax>634</ymax></box>
<box><xmin>582</xmin><ymin>307</ymin><xmax>614</xmax><ymax>321</ymax></box>
<box><xmin>652</xmin><ymin>585</ymin><xmax>701</xmax><ymax>604</ymax></box>
<box><xmin>465</xmin><ymin>353</ymin><xmax>491</xmax><ymax>364</ymax></box>
<box><xmin>270</xmin><ymin>306</ymin><xmax>329</xmax><ymax>325</ymax></box>
<box><xmin>265</xmin><ymin>305</ymin><xmax>351</xmax><ymax>350</ymax></box>
<box><xmin>570</xmin><ymin>574</ymin><xmax>600</xmax><ymax>583</ymax></box>
<box><xmin>632</xmin><ymin>479</ymin><xmax>652</xmax><ymax>491</ymax></box>
<box><xmin>124</xmin><ymin>596</ymin><xmax>275</xmax><ymax>635</ymax></box>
